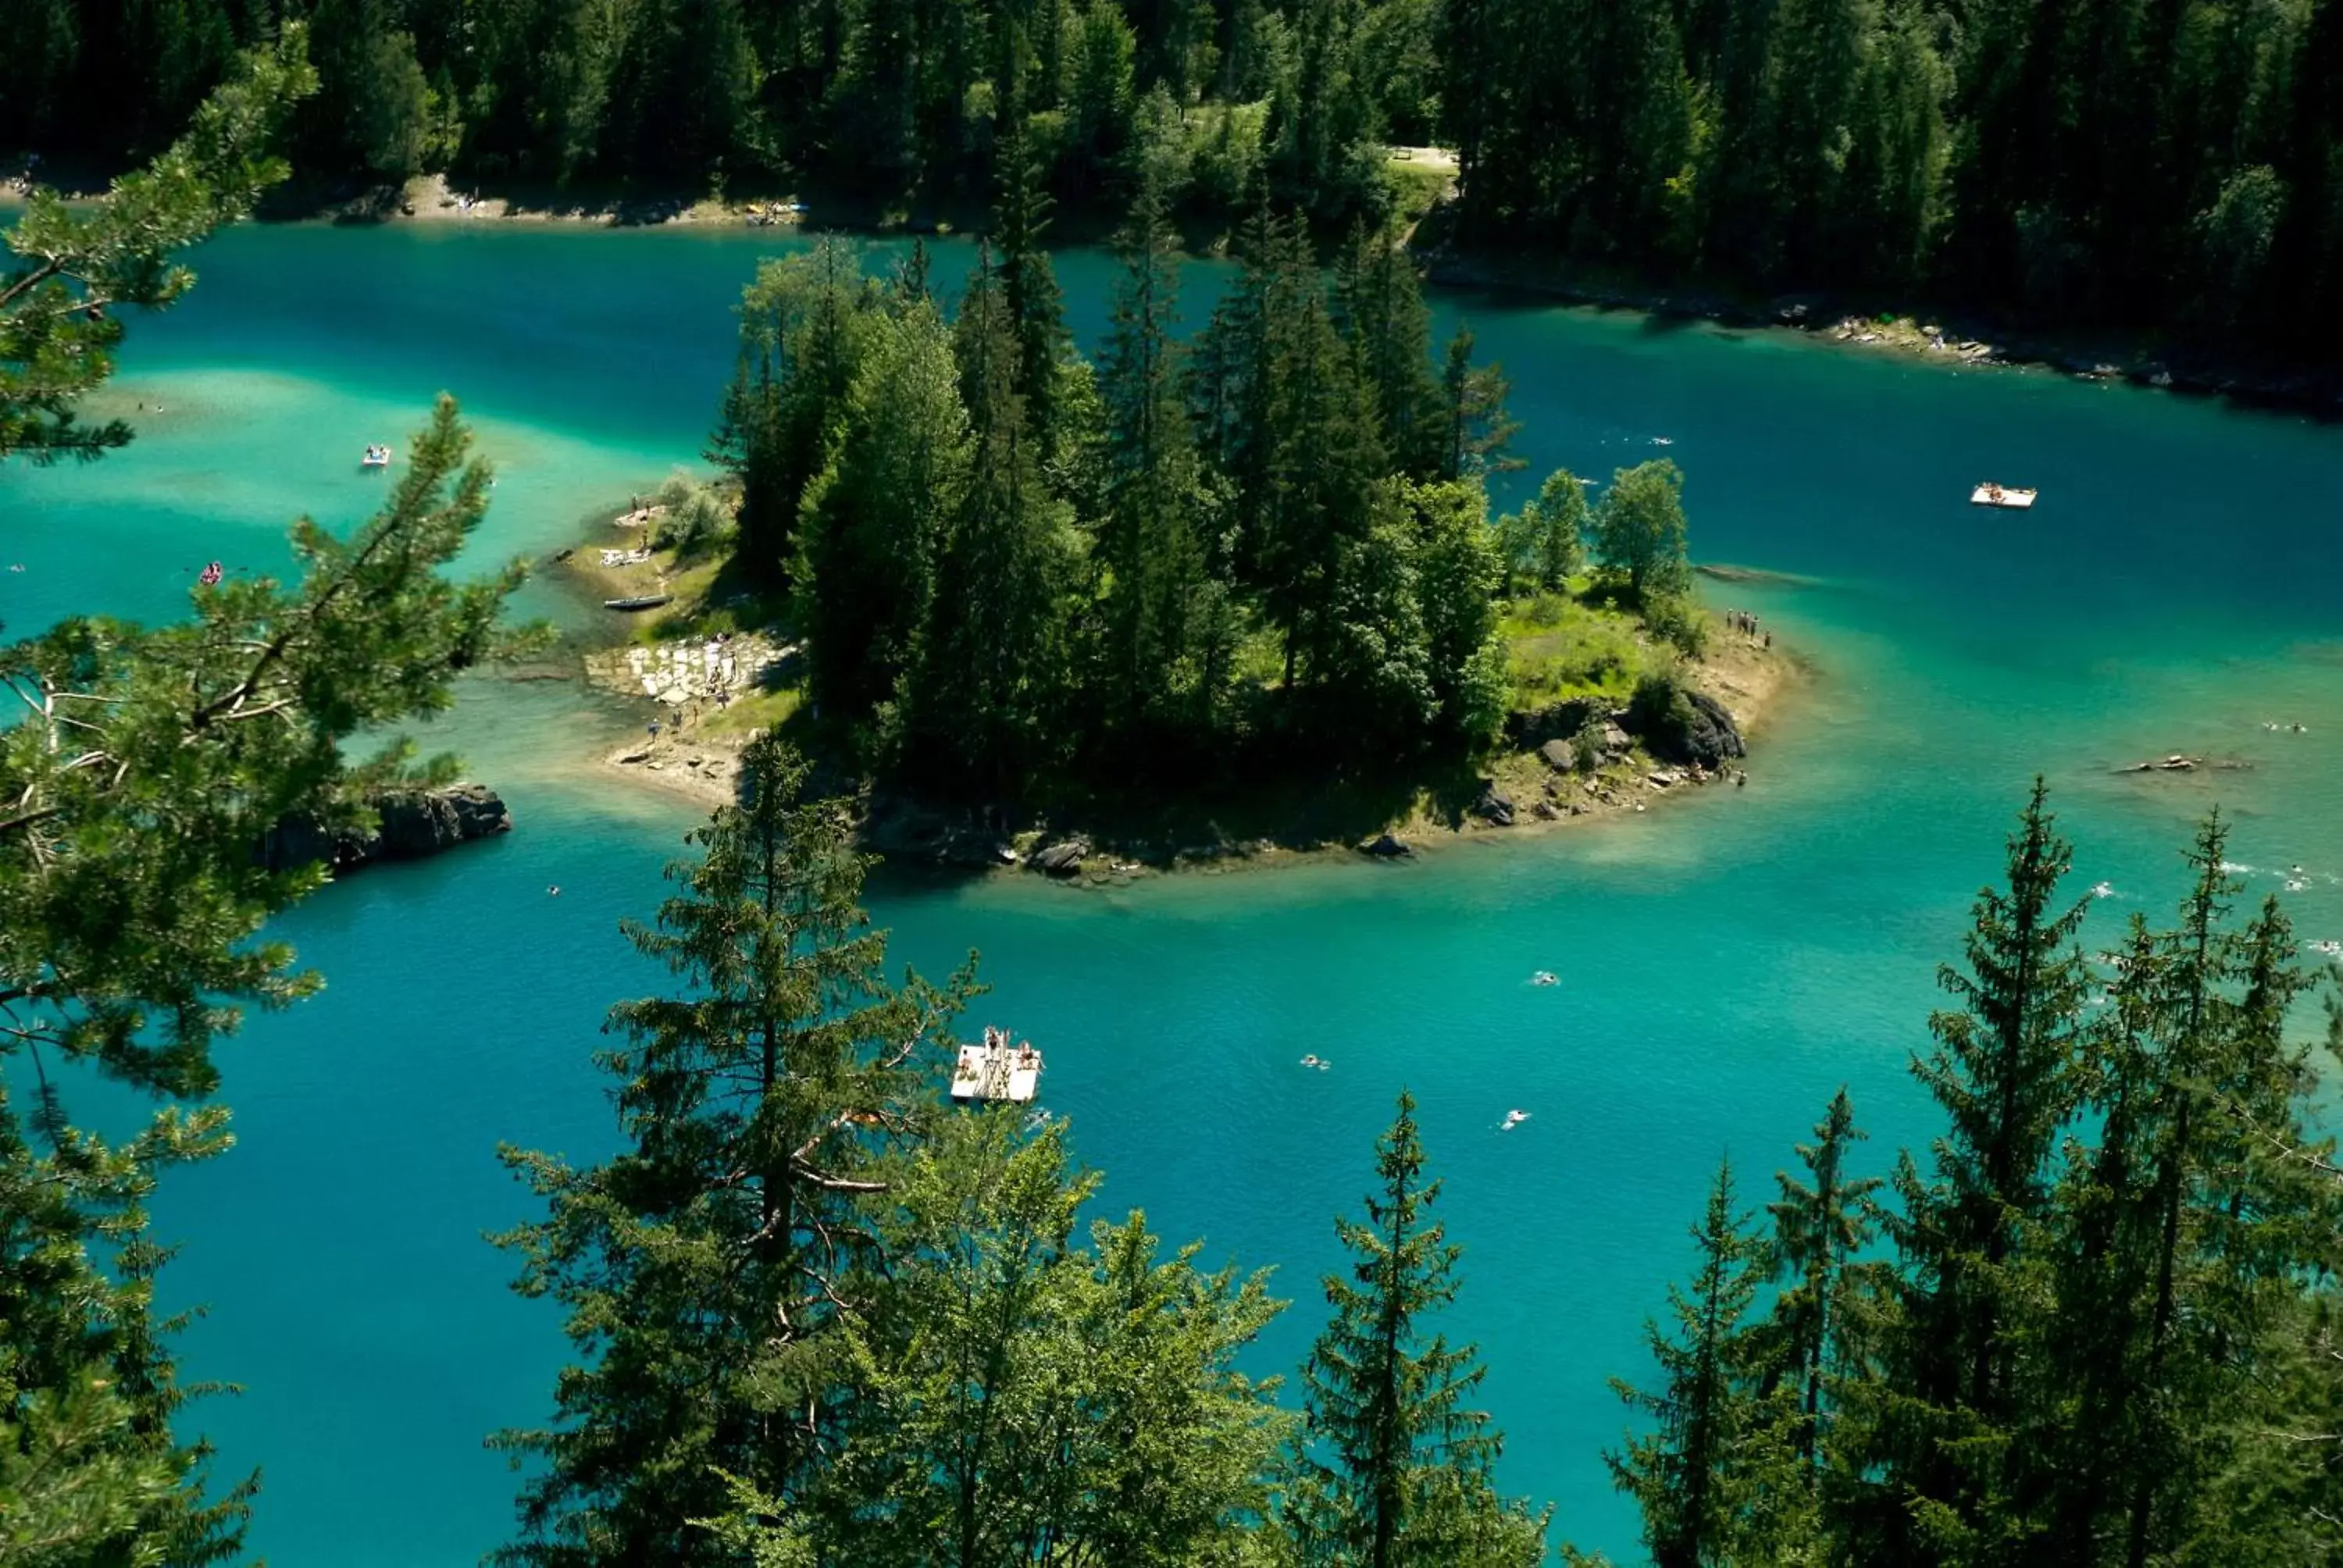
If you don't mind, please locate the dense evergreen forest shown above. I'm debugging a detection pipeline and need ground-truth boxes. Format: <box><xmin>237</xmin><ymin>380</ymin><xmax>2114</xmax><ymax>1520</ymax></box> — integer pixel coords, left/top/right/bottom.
<box><xmin>690</xmin><ymin>197</ymin><xmax>1692</xmax><ymax>804</ymax></box>
<box><xmin>12</xmin><ymin>0</ymin><xmax>2343</xmax><ymax>358</ymax></box>
<box><xmin>12</xmin><ymin>41</ymin><xmax>2343</xmax><ymax>1568</ymax></box>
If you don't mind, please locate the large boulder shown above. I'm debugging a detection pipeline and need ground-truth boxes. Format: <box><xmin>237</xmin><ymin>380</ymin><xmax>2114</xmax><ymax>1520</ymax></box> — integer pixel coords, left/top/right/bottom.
<box><xmin>1029</xmin><ymin>839</ymin><xmax>1089</xmax><ymax>878</ymax></box>
<box><xmin>1507</xmin><ymin>697</ymin><xmax>1605</xmax><ymax>750</ymax></box>
<box><xmin>259</xmin><ymin>782</ymin><xmax>511</xmax><ymax>874</ymax></box>
<box><xmin>374</xmin><ymin>783</ymin><xmax>512</xmax><ymax>860</ymax></box>
<box><xmin>1360</xmin><ymin>832</ymin><xmax>1412</xmax><ymax>859</ymax></box>
<box><xmin>1471</xmin><ymin>782</ymin><xmax>1516</xmax><ymax>827</ymax></box>
<box><xmin>1624</xmin><ymin>677</ymin><xmax>1746</xmax><ymax>769</ymax></box>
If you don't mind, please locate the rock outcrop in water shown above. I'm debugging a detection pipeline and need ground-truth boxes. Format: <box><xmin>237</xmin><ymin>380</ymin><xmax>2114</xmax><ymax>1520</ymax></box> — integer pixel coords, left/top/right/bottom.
<box><xmin>259</xmin><ymin>782</ymin><xmax>512</xmax><ymax>874</ymax></box>
<box><xmin>1624</xmin><ymin>684</ymin><xmax>1747</xmax><ymax>770</ymax></box>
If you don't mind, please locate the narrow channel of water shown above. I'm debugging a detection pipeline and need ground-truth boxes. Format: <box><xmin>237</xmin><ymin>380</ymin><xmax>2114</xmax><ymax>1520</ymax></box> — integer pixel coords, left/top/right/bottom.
<box><xmin>6</xmin><ymin>222</ymin><xmax>2341</xmax><ymax>1564</ymax></box>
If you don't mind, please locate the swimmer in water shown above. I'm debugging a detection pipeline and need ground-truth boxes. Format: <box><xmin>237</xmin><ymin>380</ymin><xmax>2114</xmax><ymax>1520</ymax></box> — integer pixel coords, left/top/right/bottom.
<box><xmin>547</xmin><ymin>885</ymin><xmax>561</xmax><ymax>896</ymax></box>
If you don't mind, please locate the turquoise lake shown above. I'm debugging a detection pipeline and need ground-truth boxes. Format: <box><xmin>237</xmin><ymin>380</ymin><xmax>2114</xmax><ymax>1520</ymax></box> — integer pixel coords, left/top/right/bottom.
<box><xmin>7</xmin><ymin>222</ymin><xmax>2343</xmax><ymax>1564</ymax></box>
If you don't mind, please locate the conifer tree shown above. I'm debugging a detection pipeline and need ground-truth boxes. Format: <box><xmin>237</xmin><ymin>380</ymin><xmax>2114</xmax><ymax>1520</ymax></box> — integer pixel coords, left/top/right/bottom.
<box><xmin>707</xmin><ymin>241</ymin><xmax>875</xmax><ymax>585</ymax></box>
<box><xmin>492</xmin><ymin>736</ymin><xmax>976</xmax><ymax>1566</ymax></box>
<box><xmin>2</xmin><ymin>32</ymin><xmax>314</xmax><ymax>462</ymax></box>
<box><xmin>1760</xmin><ymin>1089</ymin><xmax>1881</xmax><ymax>1474</ymax></box>
<box><xmin>1437</xmin><ymin>327</ymin><xmax>1521</xmax><ymax>483</ymax></box>
<box><xmin>991</xmin><ymin>106</ymin><xmax>1072</xmax><ymax>446</ymax></box>
<box><xmin>793</xmin><ymin>295</ymin><xmax>971</xmax><ymax>727</ymax></box>
<box><xmin>1335</xmin><ymin>228</ymin><xmax>1445</xmax><ymax>479</ymax></box>
<box><xmin>822</xmin><ymin>1115</ymin><xmax>1291</xmax><ymax>1566</ymax></box>
<box><xmin>1282</xmin><ymin>1090</ymin><xmax>1548</xmax><ymax>1568</ymax></box>
<box><xmin>2105</xmin><ymin>825</ymin><xmax>2323</xmax><ymax>1567</ymax></box>
<box><xmin>0</xmin><ymin>390</ymin><xmax>524</xmax><ymax>1566</ymax></box>
<box><xmin>1605</xmin><ymin>1157</ymin><xmax>1805</xmax><ymax>1568</ymax></box>
<box><xmin>1094</xmin><ymin>174</ymin><xmax>1218</xmax><ymax>739</ymax></box>
<box><xmin>1842</xmin><ymin>779</ymin><xmax>2092</xmax><ymax>1566</ymax></box>
<box><xmin>902</xmin><ymin>253</ymin><xmax>1079</xmax><ymax>790</ymax></box>
<box><xmin>1245</xmin><ymin>217</ymin><xmax>1389</xmax><ymax>714</ymax></box>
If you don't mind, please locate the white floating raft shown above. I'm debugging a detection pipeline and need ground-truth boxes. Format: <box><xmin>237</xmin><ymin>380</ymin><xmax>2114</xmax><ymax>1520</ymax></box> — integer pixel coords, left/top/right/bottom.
<box><xmin>950</xmin><ymin>1025</ymin><xmax>1044</xmax><ymax>1103</ymax></box>
<box><xmin>1970</xmin><ymin>483</ymin><xmax>2037</xmax><ymax>508</ymax></box>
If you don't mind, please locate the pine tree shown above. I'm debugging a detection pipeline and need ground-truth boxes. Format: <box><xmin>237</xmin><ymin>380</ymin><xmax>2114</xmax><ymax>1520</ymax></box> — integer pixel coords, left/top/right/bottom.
<box><xmin>992</xmin><ymin>105</ymin><xmax>1072</xmax><ymax>445</ymax></box>
<box><xmin>821</xmin><ymin>1116</ymin><xmax>1291</xmax><ymax>1566</ymax></box>
<box><xmin>1093</xmin><ymin>173</ymin><xmax>1218</xmax><ymax>739</ymax></box>
<box><xmin>0</xmin><ymin>376</ymin><xmax>522</xmax><ymax>1562</ymax></box>
<box><xmin>1282</xmin><ymin>1090</ymin><xmax>1548</xmax><ymax>1567</ymax></box>
<box><xmin>2</xmin><ymin>34</ymin><xmax>313</xmax><ymax>462</ymax></box>
<box><xmin>1238</xmin><ymin>216</ymin><xmax>1389</xmax><ymax>715</ymax></box>
<box><xmin>901</xmin><ymin>251</ymin><xmax>1079</xmax><ymax>790</ymax></box>
<box><xmin>1760</xmin><ymin>1089</ymin><xmax>1881</xmax><ymax>1474</ymax></box>
<box><xmin>1606</xmin><ymin>1157</ymin><xmax>1806</xmax><ymax>1567</ymax></box>
<box><xmin>793</xmin><ymin>295</ymin><xmax>971</xmax><ymax>729</ymax></box>
<box><xmin>708</xmin><ymin>241</ymin><xmax>877</xmax><ymax>586</ymax></box>
<box><xmin>1437</xmin><ymin>326</ymin><xmax>1520</xmax><ymax>483</ymax></box>
<box><xmin>492</xmin><ymin>736</ymin><xmax>976</xmax><ymax>1566</ymax></box>
<box><xmin>1334</xmin><ymin>228</ymin><xmax>1445</xmax><ymax>479</ymax></box>
<box><xmin>1842</xmin><ymin>779</ymin><xmax>2092</xmax><ymax>1566</ymax></box>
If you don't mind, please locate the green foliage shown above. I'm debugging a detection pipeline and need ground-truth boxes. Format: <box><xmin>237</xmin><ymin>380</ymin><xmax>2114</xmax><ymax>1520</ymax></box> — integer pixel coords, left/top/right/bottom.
<box><xmin>1834</xmin><ymin>778</ymin><xmax>2094</xmax><ymax>1563</ymax></box>
<box><xmin>1281</xmin><ymin>1090</ymin><xmax>1550</xmax><ymax>1567</ymax></box>
<box><xmin>0</xmin><ymin>55</ymin><xmax>530</xmax><ymax>1568</ymax></box>
<box><xmin>1757</xmin><ymin>1089</ymin><xmax>1880</xmax><ymax>1477</ymax></box>
<box><xmin>1602</xmin><ymin>1158</ymin><xmax>1810</xmax><ymax>1568</ymax></box>
<box><xmin>21</xmin><ymin>0</ymin><xmax>2343</xmax><ymax>358</ymax></box>
<box><xmin>704</xmin><ymin>212</ymin><xmax>1619</xmax><ymax>792</ymax></box>
<box><xmin>2</xmin><ymin>31</ymin><xmax>316</xmax><ymax>464</ymax></box>
<box><xmin>1396</xmin><ymin>479</ymin><xmax>1508</xmax><ymax>745</ymax></box>
<box><xmin>491</xmin><ymin>735</ymin><xmax>977</xmax><ymax>1566</ymax></box>
<box><xmin>1496</xmin><ymin>469</ymin><xmax>1587</xmax><ymax>594</ymax></box>
<box><xmin>1093</xmin><ymin>176</ymin><xmax>1230</xmax><ymax>740</ymax></box>
<box><xmin>1438</xmin><ymin>326</ymin><xmax>1520</xmax><ymax>483</ymax></box>
<box><xmin>826</xmin><ymin>1116</ymin><xmax>1293</xmax><ymax>1566</ymax></box>
<box><xmin>1592</xmin><ymin>460</ymin><xmax>1692</xmax><ymax>607</ymax></box>
<box><xmin>648</xmin><ymin>469</ymin><xmax>733</xmax><ymax>554</ymax></box>
<box><xmin>1608</xmin><ymin>790</ymin><xmax>2343</xmax><ymax>1568</ymax></box>
<box><xmin>794</xmin><ymin>298</ymin><xmax>970</xmax><ymax>722</ymax></box>
<box><xmin>707</xmin><ymin>241</ymin><xmax>880</xmax><ymax>586</ymax></box>
<box><xmin>899</xmin><ymin>251</ymin><xmax>1084</xmax><ymax>789</ymax></box>
<box><xmin>0</xmin><ymin>399</ymin><xmax>522</xmax><ymax>1568</ymax></box>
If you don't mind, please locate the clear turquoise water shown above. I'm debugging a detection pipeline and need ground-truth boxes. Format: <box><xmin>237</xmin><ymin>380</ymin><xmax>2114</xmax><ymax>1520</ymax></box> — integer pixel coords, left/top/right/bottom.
<box><xmin>9</xmin><ymin>223</ymin><xmax>2343</xmax><ymax>1565</ymax></box>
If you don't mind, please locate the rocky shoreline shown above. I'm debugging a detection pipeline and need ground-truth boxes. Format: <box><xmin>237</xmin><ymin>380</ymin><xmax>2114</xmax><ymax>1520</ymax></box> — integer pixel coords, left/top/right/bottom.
<box><xmin>257</xmin><ymin>782</ymin><xmax>512</xmax><ymax>875</ymax></box>
<box><xmin>568</xmin><ymin>590</ymin><xmax>1798</xmax><ymax>887</ymax></box>
<box><xmin>1414</xmin><ymin>241</ymin><xmax>2343</xmax><ymax>415</ymax></box>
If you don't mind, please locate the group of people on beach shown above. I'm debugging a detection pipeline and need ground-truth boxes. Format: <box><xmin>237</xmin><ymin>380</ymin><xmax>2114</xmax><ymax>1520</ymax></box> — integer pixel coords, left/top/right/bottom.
<box><xmin>1723</xmin><ymin>608</ymin><xmax>1771</xmax><ymax>646</ymax></box>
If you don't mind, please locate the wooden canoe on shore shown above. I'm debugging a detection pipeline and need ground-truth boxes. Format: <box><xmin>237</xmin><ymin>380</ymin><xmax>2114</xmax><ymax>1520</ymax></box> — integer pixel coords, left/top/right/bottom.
<box><xmin>1970</xmin><ymin>483</ymin><xmax>2038</xmax><ymax>508</ymax></box>
<box><xmin>604</xmin><ymin>593</ymin><xmax>671</xmax><ymax>611</ymax></box>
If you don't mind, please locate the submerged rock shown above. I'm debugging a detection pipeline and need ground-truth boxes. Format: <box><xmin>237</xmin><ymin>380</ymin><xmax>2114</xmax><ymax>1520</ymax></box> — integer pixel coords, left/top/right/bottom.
<box><xmin>259</xmin><ymin>782</ymin><xmax>512</xmax><ymax>875</ymax></box>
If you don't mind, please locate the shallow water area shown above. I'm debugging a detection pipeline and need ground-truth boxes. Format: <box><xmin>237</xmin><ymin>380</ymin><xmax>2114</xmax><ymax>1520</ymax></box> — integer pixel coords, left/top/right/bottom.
<box><xmin>6</xmin><ymin>221</ymin><xmax>2343</xmax><ymax>1565</ymax></box>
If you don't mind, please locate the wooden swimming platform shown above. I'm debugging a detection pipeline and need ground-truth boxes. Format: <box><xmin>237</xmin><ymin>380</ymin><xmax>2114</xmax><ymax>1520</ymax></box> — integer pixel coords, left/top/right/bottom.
<box><xmin>950</xmin><ymin>1025</ymin><xmax>1044</xmax><ymax>1103</ymax></box>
